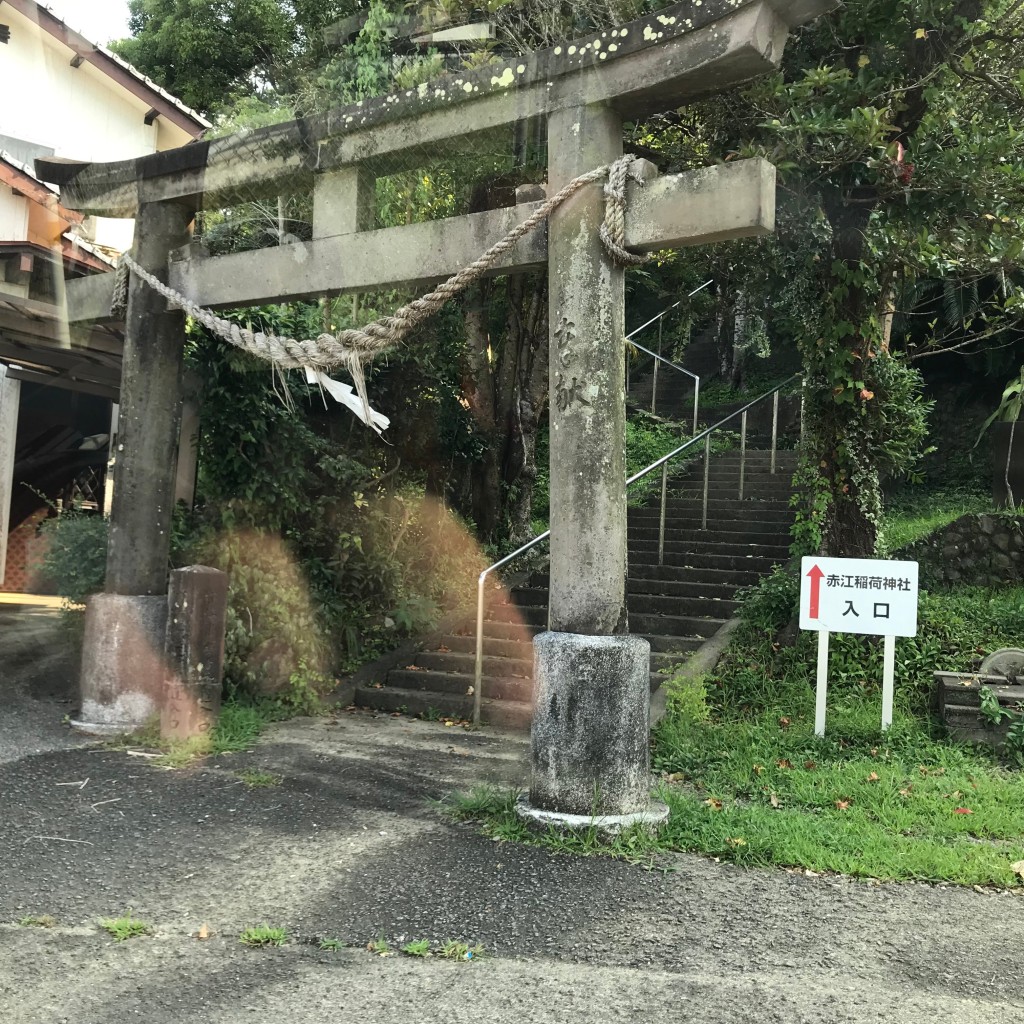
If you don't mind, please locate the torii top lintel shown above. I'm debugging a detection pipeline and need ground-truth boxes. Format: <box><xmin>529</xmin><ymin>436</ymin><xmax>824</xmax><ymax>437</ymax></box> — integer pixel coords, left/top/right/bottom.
<box><xmin>38</xmin><ymin>0</ymin><xmax>835</xmax><ymax>218</ymax></box>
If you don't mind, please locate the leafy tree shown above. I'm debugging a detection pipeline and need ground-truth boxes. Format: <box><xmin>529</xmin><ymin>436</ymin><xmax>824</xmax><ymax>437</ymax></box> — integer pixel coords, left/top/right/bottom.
<box><xmin>659</xmin><ymin>0</ymin><xmax>1024</xmax><ymax>556</ymax></box>
<box><xmin>113</xmin><ymin>0</ymin><xmax>362</xmax><ymax>114</ymax></box>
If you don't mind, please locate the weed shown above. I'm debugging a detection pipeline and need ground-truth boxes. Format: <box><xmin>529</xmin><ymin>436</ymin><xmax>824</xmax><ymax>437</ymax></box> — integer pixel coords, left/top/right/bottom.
<box><xmin>109</xmin><ymin>699</ymin><xmax>284</xmax><ymax>769</ymax></box>
<box><xmin>239</xmin><ymin>924</ymin><xmax>288</xmax><ymax>947</ymax></box>
<box><xmin>979</xmin><ymin>686</ymin><xmax>1012</xmax><ymax>727</ymax></box>
<box><xmin>422</xmin><ymin>706</ymin><xmax>443</xmax><ymax>722</ymax></box>
<box><xmin>319</xmin><ymin>938</ymin><xmax>343</xmax><ymax>951</ymax></box>
<box><xmin>98</xmin><ymin>912</ymin><xmax>152</xmax><ymax>942</ymax></box>
<box><xmin>439</xmin><ymin>939</ymin><xmax>485</xmax><ymax>961</ymax></box>
<box><xmin>17</xmin><ymin>915</ymin><xmax>56</xmax><ymax>928</ymax></box>
<box><xmin>366</xmin><ymin>935</ymin><xmax>392</xmax><ymax>956</ymax></box>
<box><xmin>401</xmin><ymin>939</ymin><xmax>431</xmax><ymax>957</ymax></box>
<box><xmin>236</xmin><ymin>769</ymin><xmax>283</xmax><ymax>788</ymax></box>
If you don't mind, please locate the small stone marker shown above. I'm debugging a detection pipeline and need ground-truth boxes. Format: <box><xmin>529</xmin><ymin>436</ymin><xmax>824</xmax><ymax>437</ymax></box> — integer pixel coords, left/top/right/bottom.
<box><xmin>161</xmin><ymin>565</ymin><xmax>229</xmax><ymax>740</ymax></box>
<box><xmin>799</xmin><ymin>556</ymin><xmax>920</xmax><ymax>736</ymax></box>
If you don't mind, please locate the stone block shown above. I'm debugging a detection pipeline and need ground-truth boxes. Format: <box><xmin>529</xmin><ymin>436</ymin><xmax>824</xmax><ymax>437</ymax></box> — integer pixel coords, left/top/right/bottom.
<box><xmin>161</xmin><ymin>566</ymin><xmax>229</xmax><ymax>740</ymax></box>
<box><xmin>529</xmin><ymin>631</ymin><xmax>653</xmax><ymax>817</ymax></box>
<box><xmin>75</xmin><ymin>594</ymin><xmax>168</xmax><ymax>735</ymax></box>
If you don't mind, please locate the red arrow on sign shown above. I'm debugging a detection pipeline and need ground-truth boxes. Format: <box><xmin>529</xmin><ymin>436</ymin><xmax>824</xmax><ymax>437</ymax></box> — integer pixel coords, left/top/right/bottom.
<box><xmin>806</xmin><ymin>564</ymin><xmax>824</xmax><ymax>618</ymax></box>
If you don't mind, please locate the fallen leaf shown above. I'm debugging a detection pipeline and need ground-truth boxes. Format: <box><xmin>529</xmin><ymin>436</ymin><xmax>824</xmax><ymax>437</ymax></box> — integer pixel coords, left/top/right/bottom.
<box><xmin>866</xmin><ymin>772</ymin><xmax>880</xmax><ymax>783</ymax></box>
<box><xmin>870</xmin><ymin>748</ymin><xmax>878</xmax><ymax>757</ymax></box>
<box><xmin>778</xmin><ymin>717</ymin><xmax>791</xmax><ymax>730</ymax></box>
<box><xmin>777</xmin><ymin>758</ymin><xmax>794</xmax><ymax>770</ymax></box>
<box><xmin>705</xmin><ymin>798</ymin><xmax>723</xmax><ymax>811</ymax></box>
<box><xmin>752</xmin><ymin>764</ymin><xmax>765</xmax><ymax>775</ymax></box>
<box><xmin>858</xmin><ymin>53</ymin><xmax>871</xmax><ymax>67</ymax></box>
<box><xmin>914</xmin><ymin>27</ymin><xmax>927</xmax><ymax>38</ymax></box>
<box><xmin>860</xmin><ymin>388</ymin><xmax>875</xmax><ymax>401</ymax></box>
<box><xmin>1011</xmin><ymin>860</ymin><xmax>1024</xmax><ymax>880</ymax></box>
<box><xmin>726</xmin><ymin>837</ymin><xmax>747</xmax><ymax>847</ymax></box>
<box><xmin>899</xmin><ymin>787</ymin><xmax>913</xmax><ymax>797</ymax></box>
<box><xmin>664</xmin><ymin>772</ymin><xmax>685</xmax><ymax>782</ymax></box>
<box><xmin>835</xmin><ymin>800</ymin><xmax>852</xmax><ymax>811</ymax></box>
<box><xmin>770</xmin><ymin>792</ymin><xmax>781</xmax><ymax>808</ymax></box>
<box><xmin>953</xmin><ymin>807</ymin><xmax>974</xmax><ymax>815</ymax></box>
<box><xmin>435</xmin><ymin>645</ymin><xmax>451</xmax><ymax>653</ymax></box>
<box><xmin>196</xmin><ymin>923</ymin><xmax>211</xmax><ymax>941</ymax></box>
<box><xmin>804</xmin><ymin>760</ymin><xmax>817</xmax><ymax>771</ymax></box>
<box><xmin>405</xmin><ymin>664</ymin><xmax>423</xmax><ymax>671</ymax></box>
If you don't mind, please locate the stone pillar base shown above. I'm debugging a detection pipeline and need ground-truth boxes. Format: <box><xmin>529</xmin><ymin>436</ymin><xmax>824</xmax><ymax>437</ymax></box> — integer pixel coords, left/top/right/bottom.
<box><xmin>515</xmin><ymin>794</ymin><xmax>668</xmax><ymax>835</ymax></box>
<box><xmin>528</xmin><ymin>630</ymin><xmax>655</xmax><ymax>817</ymax></box>
<box><xmin>73</xmin><ymin>594</ymin><xmax>168</xmax><ymax>735</ymax></box>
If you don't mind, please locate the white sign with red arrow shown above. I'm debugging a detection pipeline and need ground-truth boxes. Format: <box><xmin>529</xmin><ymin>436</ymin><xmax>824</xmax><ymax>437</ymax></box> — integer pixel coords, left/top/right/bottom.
<box><xmin>799</xmin><ymin>556</ymin><xmax>919</xmax><ymax>637</ymax></box>
<box><xmin>798</xmin><ymin>556</ymin><xmax>919</xmax><ymax>736</ymax></box>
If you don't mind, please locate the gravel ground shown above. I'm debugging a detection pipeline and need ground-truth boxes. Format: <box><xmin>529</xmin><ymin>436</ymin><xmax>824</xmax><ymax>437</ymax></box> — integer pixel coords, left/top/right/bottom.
<box><xmin>0</xmin><ymin>693</ymin><xmax>1022</xmax><ymax>1022</ymax></box>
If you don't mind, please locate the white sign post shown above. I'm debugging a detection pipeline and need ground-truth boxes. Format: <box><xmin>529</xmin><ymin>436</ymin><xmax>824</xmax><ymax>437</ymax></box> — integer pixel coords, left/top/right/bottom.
<box><xmin>799</xmin><ymin>556</ymin><xmax>919</xmax><ymax>737</ymax></box>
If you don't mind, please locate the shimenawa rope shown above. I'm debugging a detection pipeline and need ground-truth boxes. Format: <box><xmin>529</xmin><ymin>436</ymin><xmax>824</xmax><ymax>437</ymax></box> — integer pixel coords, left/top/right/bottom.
<box><xmin>111</xmin><ymin>155</ymin><xmax>650</xmax><ymax>427</ymax></box>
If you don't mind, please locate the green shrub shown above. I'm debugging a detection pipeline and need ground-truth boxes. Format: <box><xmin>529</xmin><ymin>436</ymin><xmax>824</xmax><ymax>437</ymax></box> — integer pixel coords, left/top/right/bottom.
<box><xmin>38</xmin><ymin>509</ymin><xmax>108</xmax><ymax>605</ymax></box>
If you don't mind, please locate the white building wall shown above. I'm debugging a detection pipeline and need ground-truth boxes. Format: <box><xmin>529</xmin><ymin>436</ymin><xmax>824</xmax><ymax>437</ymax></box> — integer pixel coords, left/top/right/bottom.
<box><xmin>0</xmin><ymin>5</ymin><xmax>197</xmax><ymax>252</ymax></box>
<box><xmin>0</xmin><ymin>190</ymin><xmax>30</xmax><ymax>241</ymax></box>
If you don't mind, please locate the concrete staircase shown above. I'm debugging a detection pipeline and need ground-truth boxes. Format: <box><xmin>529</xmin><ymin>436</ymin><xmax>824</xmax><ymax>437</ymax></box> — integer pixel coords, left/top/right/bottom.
<box><xmin>355</xmin><ymin>449</ymin><xmax>798</xmax><ymax>728</ymax></box>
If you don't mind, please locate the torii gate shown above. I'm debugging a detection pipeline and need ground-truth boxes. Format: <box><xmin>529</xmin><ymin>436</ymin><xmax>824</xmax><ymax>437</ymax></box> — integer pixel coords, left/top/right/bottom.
<box><xmin>50</xmin><ymin>0</ymin><xmax>832</xmax><ymax>825</ymax></box>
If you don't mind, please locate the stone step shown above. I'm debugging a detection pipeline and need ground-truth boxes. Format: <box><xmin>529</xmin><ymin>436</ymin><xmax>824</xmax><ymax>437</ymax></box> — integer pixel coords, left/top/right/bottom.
<box><xmin>627</xmin><ymin>525</ymin><xmax>790</xmax><ymax>546</ymax></box>
<box><xmin>629</xmin><ymin>538</ymin><xmax>790</xmax><ymax>558</ymax></box>
<box><xmin>385</xmin><ymin>667</ymin><xmax>533</xmax><ymax>703</ymax></box>
<box><xmin>628</xmin><ymin>509</ymin><xmax>796</xmax><ymax>526</ymax></box>
<box><xmin>354</xmin><ymin>685</ymin><xmax>532</xmax><ymax>730</ymax></box>
<box><xmin>627</xmin><ymin>611</ymin><xmax>728</xmax><ymax>638</ymax></box>
<box><xmin>528</xmin><ymin>572</ymin><xmax>738</xmax><ymax>602</ymax></box>
<box><xmin>416</xmin><ymin>650</ymin><xmax>532</xmax><ymax>679</ymax></box>
<box><xmin>436</xmin><ymin>631</ymin><xmax>704</xmax><ymax>659</ymax></box>
<box><xmin>486</xmin><ymin>601</ymin><xmax>726</xmax><ymax>637</ymax></box>
<box><xmin>664</xmin><ymin>490</ymin><xmax>793</xmax><ymax>503</ymax></box>
<box><xmin>510</xmin><ymin>586</ymin><xmax>739</xmax><ymax>620</ymax></box>
<box><xmin>635</xmin><ymin>551</ymin><xmax>783</xmax><ymax>572</ymax></box>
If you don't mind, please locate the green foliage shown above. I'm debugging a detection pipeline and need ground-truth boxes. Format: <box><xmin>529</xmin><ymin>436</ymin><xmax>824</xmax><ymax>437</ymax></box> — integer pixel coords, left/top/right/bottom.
<box><xmin>881</xmin><ymin>485</ymin><xmax>991</xmax><ymax>551</ymax></box>
<box><xmin>235</xmin><ymin>770</ymin><xmax>283</xmax><ymax>788</ymax></box>
<box><xmin>37</xmin><ymin>509</ymin><xmax>108</xmax><ymax>606</ymax></box>
<box><xmin>239</xmin><ymin>924</ymin><xmax>288</xmax><ymax>947</ymax></box>
<box><xmin>401</xmin><ymin>939</ymin><xmax>431</xmax><ymax>957</ymax></box>
<box><xmin>663</xmin><ymin>672</ymin><xmax>710</xmax><ymax>725</ymax></box>
<box><xmin>439</xmin><ymin>939</ymin><xmax>485</xmax><ymax>961</ymax></box>
<box><xmin>634</xmin><ymin>581</ymin><xmax>1024</xmax><ymax>884</ymax></box>
<box><xmin>977</xmin><ymin>366</ymin><xmax>1024</xmax><ymax>441</ymax></box>
<box><xmin>731</xmin><ymin>573</ymin><xmax>1024</xmax><ymax>710</ymax></box>
<box><xmin>17</xmin><ymin>915</ymin><xmax>56</xmax><ymax>928</ymax></box>
<box><xmin>98</xmin><ymin>913</ymin><xmax>152</xmax><ymax>942</ymax></box>
<box><xmin>114</xmin><ymin>0</ymin><xmax>296</xmax><ymax>114</ymax></box>
<box><xmin>181</xmin><ymin>317</ymin><xmax>484</xmax><ymax>697</ymax></box>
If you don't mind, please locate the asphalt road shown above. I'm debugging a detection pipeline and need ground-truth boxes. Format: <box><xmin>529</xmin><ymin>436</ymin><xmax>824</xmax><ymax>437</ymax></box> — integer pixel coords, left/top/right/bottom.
<box><xmin>1</xmin><ymin>707</ymin><xmax>1022</xmax><ymax>1023</ymax></box>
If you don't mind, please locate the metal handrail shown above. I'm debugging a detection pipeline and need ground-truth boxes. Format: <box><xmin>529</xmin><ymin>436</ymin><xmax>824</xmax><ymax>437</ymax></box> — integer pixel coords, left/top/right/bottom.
<box><xmin>625</xmin><ymin>279</ymin><xmax>711</xmax><ymax>433</ymax></box>
<box><xmin>472</xmin><ymin>372</ymin><xmax>800</xmax><ymax>725</ymax></box>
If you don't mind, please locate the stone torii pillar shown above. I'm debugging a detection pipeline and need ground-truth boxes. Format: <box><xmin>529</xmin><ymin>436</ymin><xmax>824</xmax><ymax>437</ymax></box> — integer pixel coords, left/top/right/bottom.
<box><xmin>523</xmin><ymin>104</ymin><xmax>660</xmax><ymax>828</ymax></box>
<box><xmin>76</xmin><ymin>200</ymin><xmax>195</xmax><ymax>734</ymax></box>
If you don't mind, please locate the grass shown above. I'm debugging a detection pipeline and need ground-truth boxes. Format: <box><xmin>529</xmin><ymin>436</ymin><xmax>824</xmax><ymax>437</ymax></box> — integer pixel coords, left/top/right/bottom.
<box><xmin>319</xmin><ymin>938</ymin><xmax>344</xmax><ymax>951</ymax></box>
<box><xmin>401</xmin><ymin>939</ymin><xmax>431</xmax><ymax>957</ymax></box>
<box><xmin>17</xmin><ymin>915</ymin><xmax>56</xmax><ymax>928</ymax></box>
<box><xmin>448</xmin><ymin>582</ymin><xmax>1024</xmax><ymax>887</ymax></box>
<box><xmin>239</xmin><ymin>924</ymin><xmax>288</xmax><ymax>947</ymax></box>
<box><xmin>882</xmin><ymin>484</ymin><xmax>991</xmax><ymax>551</ymax></box>
<box><xmin>235</xmin><ymin>769</ymin><xmax>283</xmax><ymax>788</ymax></box>
<box><xmin>98</xmin><ymin>912</ymin><xmax>152</xmax><ymax>942</ymax></box>
<box><xmin>110</xmin><ymin>698</ymin><xmax>287</xmax><ymax>768</ymax></box>
<box><xmin>367</xmin><ymin>936</ymin><xmax>393</xmax><ymax>956</ymax></box>
<box><xmin>440</xmin><ymin>939</ymin><xmax>485</xmax><ymax>961</ymax></box>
